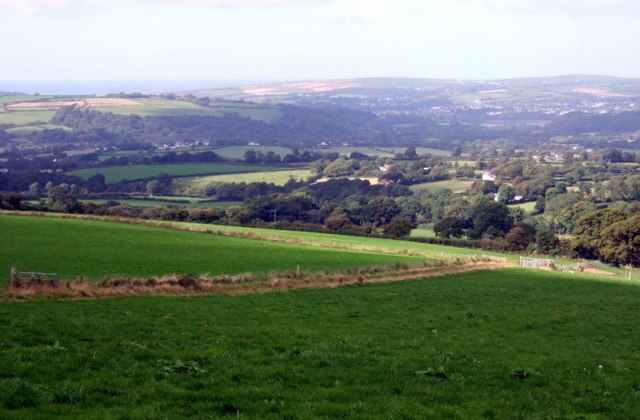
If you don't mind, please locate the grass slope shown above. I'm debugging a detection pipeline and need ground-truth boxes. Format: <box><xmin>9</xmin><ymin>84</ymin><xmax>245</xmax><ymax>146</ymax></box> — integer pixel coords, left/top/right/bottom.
<box><xmin>79</xmin><ymin>199</ymin><xmax>241</xmax><ymax>208</ymax></box>
<box><xmin>410</xmin><ymin>179</ymin><xmax>474</xmax><ymax>194</ymax></box>
<box><xmin>0</xmin><ymin>215</ymin><xmax>421</xmax><ymax>281</ymax></box>
<box><xmin>0</xmin><ymin>269</ymin><xmax>638</xmax><ymax>418</ymax></box>
<box><xmin>69</xmin><ymin>163</ymin><xmax>282</xmax><ymax>184</ymax></box>
<box><xmin>174</xmin><ymin>169</ymin><xmax>311</xmax><ymax>193</ymax></box>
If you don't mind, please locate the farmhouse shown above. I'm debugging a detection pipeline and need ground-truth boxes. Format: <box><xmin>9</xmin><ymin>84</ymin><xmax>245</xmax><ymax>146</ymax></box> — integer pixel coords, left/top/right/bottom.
<box><xmin>482</xmin><ymin>171</ymin><xmax>496</xmax><ymax>182</ymax></box>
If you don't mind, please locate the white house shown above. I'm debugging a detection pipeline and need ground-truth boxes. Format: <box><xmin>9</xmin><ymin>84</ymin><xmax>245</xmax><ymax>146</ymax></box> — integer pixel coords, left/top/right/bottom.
<box><xmin>482</xmin><ymin>171</ymin><xmax>496</xmax><ymax>182</ymax></box>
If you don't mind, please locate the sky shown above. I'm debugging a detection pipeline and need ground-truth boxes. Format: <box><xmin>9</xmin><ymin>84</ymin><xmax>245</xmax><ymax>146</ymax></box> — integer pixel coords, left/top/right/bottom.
<box><xmin>1</xmin><ymin>0</ymin><xmax>640</xmax><ymax>84</ymax></box>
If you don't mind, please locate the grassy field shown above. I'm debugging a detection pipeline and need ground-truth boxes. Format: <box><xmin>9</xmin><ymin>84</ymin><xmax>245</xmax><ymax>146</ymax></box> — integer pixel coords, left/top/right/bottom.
<box><xmin>410</xmin><ymin>226</ymin><xmax>436</xmax><ymax>238</ymax></box>
<box><xmin>80</xmin><ymin>198</ymin><xmax>241</xmax><ymax>208</ymax></box>
<box><xmin>171</xmin><ymin>221</ymin><xmax>518</xmax><ymax>261</ymax></box>
<box><xmin>0</xmin><ymin>215</ymin><xmax>422</xmax><ymax>282</ymax></box>
<box><xmin>409</xmin><ymin>179</ymin><xmax>474</xmax><ymax>194</ymax></box>
<box><xmin>174</xmin><ymin>169</ymin><xmax>312</xmax><ymax>194</ymax></box>
<box><xmin>213</xmin><ymin>146</ymin><xmax>294</xmax><ymax>159</ymax></box>
<box><xmin>0</xmin><ymin>269</ymin><xmax>638</xmax><ymax>418</ymax></box>
<box><xmin>68</xmin><ymin>163</ymin><xmax>282</xmax><ymax>184</ymax></box>
<box><xmin>509</xmin><ymin>201</ymin><xmax>537</xmax><ymax>212</ymax></box>
<box><xmin>0</xmin><ymin>109</ymin><xmax>57</xmax><ymax>126</ymax></box>
<box><xmin>317</xmin><ymin>146</ymin><xmax>450</xmax><ymax>158</ymax></box>
<box><xmin>0</xmin><ymin>96</ymin><xmax>281</xmax><ymax>125</ymax></box>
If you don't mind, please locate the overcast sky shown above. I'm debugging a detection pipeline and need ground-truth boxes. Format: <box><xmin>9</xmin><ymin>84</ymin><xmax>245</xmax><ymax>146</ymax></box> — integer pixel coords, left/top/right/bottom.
<box><xmin>1</xmin><ymin>0</ymin><xmax>639</xmax><ymax>82</ymax></box>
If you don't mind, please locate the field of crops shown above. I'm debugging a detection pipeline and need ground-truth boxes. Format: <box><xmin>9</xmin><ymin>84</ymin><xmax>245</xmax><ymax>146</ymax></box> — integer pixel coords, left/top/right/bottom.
<box><xmin>69</xmin><ymin>163</ymin><xmax>282</xmax><ymax>184</ymax></box>
<box><xmin>1</xmin><ymin>268</ymin><xmax>638</xmax><ymax>417</ymax></box>
<box><xmin>174</xmin><ymin>169</ymin><xmax>312</xmax><ymax>194</ymax></box>
<box><xmin>0</xmin><ymin>214</ymin><xmax>422</xmax><ymax>282</ymax></box>
<box><xmin>409</xmin><ymin>179</ymin><xmax>474</xmax><ymax>194</ymax></box>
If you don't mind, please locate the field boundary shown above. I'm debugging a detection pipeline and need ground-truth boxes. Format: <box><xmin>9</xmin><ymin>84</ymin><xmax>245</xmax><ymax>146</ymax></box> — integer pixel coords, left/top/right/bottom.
<box><xmin>2</xmin><ymin>260</ymin><xmax>510</xmax><ymax>301</ymax></box>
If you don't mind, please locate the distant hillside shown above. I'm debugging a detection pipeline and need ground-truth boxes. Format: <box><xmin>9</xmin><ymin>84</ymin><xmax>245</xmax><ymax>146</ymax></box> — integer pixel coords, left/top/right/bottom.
<box><xmin>186</xmin><ymin>75</ymin><xmax>640</xmax><ymax>101</ymax></box>
<box><xmin>547</xmin><ymin>111</ymin><xmax>640</xmax><ymax>135</ymax></box>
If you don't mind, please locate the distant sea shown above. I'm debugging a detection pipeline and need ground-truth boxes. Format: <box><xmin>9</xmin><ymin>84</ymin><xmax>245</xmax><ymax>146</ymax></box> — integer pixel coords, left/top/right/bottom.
<box><xmin>0</xmin><ymin>80</ymin><xmax>265</xmax><ymax>96</ymax></box>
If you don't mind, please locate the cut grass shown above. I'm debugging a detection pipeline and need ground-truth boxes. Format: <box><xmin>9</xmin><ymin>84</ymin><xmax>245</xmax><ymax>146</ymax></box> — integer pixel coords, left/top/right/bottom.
<box><xmin>409</xmin><ymin>179</ymin><xmax>474</xmax><ymax>194</ymax></box>
<box><xmin>174</xmin><ymin>169</ymin><xmax>312</xmax><ymax>193</ymax></box>
<box><xmin>0</xmin><ymin>269</ymin><xmax>638</xmax><ymax>417</ymax></box>
<box><xmin>0</xmin><ymin>214</ymin><xmax>422</xmax><ymax>282</ymax></box>
<box><xmin>68</xmin><ymin>163</ymin><xmax>283</xmax><ymax>184</ymax></box>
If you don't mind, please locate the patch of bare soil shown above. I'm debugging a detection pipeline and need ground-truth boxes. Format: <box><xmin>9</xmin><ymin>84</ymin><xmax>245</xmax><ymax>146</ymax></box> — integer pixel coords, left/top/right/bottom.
<box><xmin>83</xmin><ymin>98</ymin><xmax>141</xmax><ymax>107</ymax></box>
<box><xmin>583</xmin><ymin>267</ymin><xmax>614</xmax><ymax>276</ymax></box>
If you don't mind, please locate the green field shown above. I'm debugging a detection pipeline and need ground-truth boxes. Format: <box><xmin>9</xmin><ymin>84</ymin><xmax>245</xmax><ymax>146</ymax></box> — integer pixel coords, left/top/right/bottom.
<box><xmin>509</xmin><ymin>201</ymin><xmax>536</xmax><ymax>212</ymax></box>
<box><xmin>69</xmin><ymin>163</ymin><xmax>282</xmax><ymax>184</ymax></box>
<box><xmin>0</xmin><ymin>215</ymin><xmax>422</xmax><ymax>282</ymax></box>
<box><xmin>0</xmin><ymin>109</ymin><xmax>57</xmax><ymax>126</ymax></box>
<box><xmin>409</xmin><ymin>179</ymin><xmax>474</xmax><ymax>194</ymax></box>
<box><xmin>90</xmin><ymin>98</ymin><xmax>281</xmax><ymax>122</ymax></box>
<box><xmin>90</xmin><ymin>98</ymin><xmax>224</xmax><ymax>117</ymax></box>
<box><xmin>318</xmin><ymin>146</ymin><xmax>451</xmax><ymax>158</ymax></box>
<box><xmin>168</xmin><ymin>221</ymin><xmax>518</xmax><ymax>261</ymax></box>
<box><xmin>410</xmin><ymin>226</ymin><xmax>436</xmax><ymax>238</ymax></box>
<box><xmin>1</xmin><ymin>269</ymin><xmax>638</xmax><ymax>418</ymax></box>
<box><xmin>80</xmin><ymin>198</ymin><xmax>241</xmax><ymax>208</ymax></box>
<box><xmin>174</xmin><ymin>169</ymin><xmax>312</xmax><ymax>194</ymax></box>
<box><xmin>213</xmin><ymin>146</ymin><xmax>294</xmax><ymax>159</ymax></box>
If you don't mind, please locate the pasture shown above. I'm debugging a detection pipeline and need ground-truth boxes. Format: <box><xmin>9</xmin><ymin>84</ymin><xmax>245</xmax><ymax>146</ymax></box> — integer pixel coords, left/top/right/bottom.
<box><xmin>79</xmin><ymin>198</ymin><xmax>241</xmax><ymax>208</ymax></box>
<box><xmin>0</xmin><ymin>269</ymin><xmax>638</xmax><ymax>418</ymax></box>
<box><xmin>0</xmin><ymin>109</ymin><xmax>57</xmax><ymax>126</ymax></box>
<box><xmin>509</xmin><ymin>201</ymin><xmax>537</xmax><ymax>212</ymax></box>
<box><xmin>0</xmin><ymin>214</ymin><xmax>422</xmax><ymax>282</ymax></box>
<box><xmin>89</xmin><ymin>98</ymin><xmax>281</xmax><ymax>122</ymax></box>
<box><xmin>173</xmin><ymin>169</ymin><xmax>312</xmax><ymax>194</ymax></box>
<box><xmin>68</xmin><ymin>163</ymin><xmax>282</xmax><ymax>184</ymax></box>
<box><xmin>409</xmin><ymin>179</ymin><xmax>474</xmax><ymax>194</ymax></box>
<box><xmin>213</xmin><ymin>146</ymin><xmax>294</xmax><ymax>159</ymax></box>
<box><xmin>317</xmin><ymin>146</ymin><xmax>451</xmax><ymax>158</ymax></box>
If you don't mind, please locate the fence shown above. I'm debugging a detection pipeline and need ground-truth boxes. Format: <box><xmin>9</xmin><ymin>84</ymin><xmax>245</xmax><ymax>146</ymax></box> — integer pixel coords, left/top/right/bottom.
<box><xmin>520</xmin><ymin>257</ymin><xmax>554</xmax><ymax>269</ymax></box>
<box><xmin>9</xmin><ymin>267</ymin><xmax>58</xmax><ymax>287</ymax></box>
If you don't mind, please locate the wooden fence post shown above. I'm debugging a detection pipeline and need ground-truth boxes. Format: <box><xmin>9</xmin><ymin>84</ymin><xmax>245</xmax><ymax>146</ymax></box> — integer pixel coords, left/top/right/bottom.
<box><xmin>10</xmin><ymin>267</ymin><xmax>19</xmax><ymax>287</ymax></box>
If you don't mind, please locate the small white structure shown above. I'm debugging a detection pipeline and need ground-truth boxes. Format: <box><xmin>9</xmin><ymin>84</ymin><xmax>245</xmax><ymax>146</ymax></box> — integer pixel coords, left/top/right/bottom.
<box><xmin>482</xmin><ymin>171</ymin><xmax>496</xmax><ymax>182</ymax></box>
<box><xmin>520</xmin><ymin>257</ymin><xmax>554</xmax><ymax>269</ymax></box>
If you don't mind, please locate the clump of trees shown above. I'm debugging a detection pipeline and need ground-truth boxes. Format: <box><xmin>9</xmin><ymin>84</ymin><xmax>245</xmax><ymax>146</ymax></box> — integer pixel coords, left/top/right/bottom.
<box><xmin>572</xmin><ymin>208</ymin><xmax>640</xmax><ymax>266</ymax></box>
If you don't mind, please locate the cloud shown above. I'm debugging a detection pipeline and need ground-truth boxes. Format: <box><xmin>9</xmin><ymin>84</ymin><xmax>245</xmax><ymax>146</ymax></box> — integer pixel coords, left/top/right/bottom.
<box><xmin>150</xmin><ymin>0</ymin><xmax>327</xmax><ymax>8</ymax></box>
<box><xmin>2</xmin><ymin>0</ymin><xmax>639</xmax><ymax>16</ymax></box>
<box><xmin>0</xmin><ymin>0</ymin><xmax>325</xmax><ymax>14</ymax></box>
<box><xmin>0</xmin><ymin>0</ymin><xmax>77</xmax><ymax>14</ymax></box>
<box><xmin>481</xmin><ymin>0</ymin><xmax>640</xmax><ymax>16</ymax></box>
